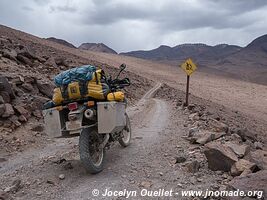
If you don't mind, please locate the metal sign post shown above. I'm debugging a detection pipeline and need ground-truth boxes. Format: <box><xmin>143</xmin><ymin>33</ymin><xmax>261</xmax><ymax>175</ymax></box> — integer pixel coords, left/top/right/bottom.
<box><xmin>180</xmin><ymin>58</ymin><xmax>197</xmax><ymax>106</ymax></box>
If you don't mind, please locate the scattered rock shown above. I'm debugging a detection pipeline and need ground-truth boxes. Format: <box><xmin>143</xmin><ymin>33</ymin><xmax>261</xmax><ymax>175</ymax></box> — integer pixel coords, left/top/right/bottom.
<box><xmin>228</xmin><ymin>170</ymin><xmax>267</xmax><ymax>199</ymax></box>
<box><xmin>59</xmin><ymin>174</ymin><xmax>65</xmax><ymax>180</ymax></box>
<box><xmin>225</xmin><ymin>141</ymin><xmax>249</xmax><ymax>158</ymax></box>
<box><xmin>140</xmin><ymin>181</ymin><xmax>152</xmax><ymax>188</ymax></box>
<box><xmin>0</xmin><ymin>104</ymin><xmax>6</xmax><ymax>116</ymax></box>
<box><xmin>187</xmin><ymin>104</ymin><xmax>195</xmax><ymax>110</ymax></box>
<box><xmin>0</xmin><ymin>95</ymin><xmax>4</xmax><ymax>104</ymax></box>
<box><xmin>17</xmin><ymin>55</ymin><xmax>33</xmax><ymax>66</ymax></box>
<box><xmin>196</xmin><ymin>131</ymin><xmax>226</xmax><ymax>145</ymax></box>
<box><xmin>36</xmin><ymin>191</ymin><xmax>42</xmax><ymax>196</ymax></box>
<box><xmin>230</xmin><ymin>159</ymin><xmax>257</xmax><ymax>176</ymax></box>
<box><xmin>2</xmin><ymin>49</ymin><xmax>17</xmax><ymax>61</ymax></box>
<box><xmin>18</xmin><ymin>115</ymin><xmax>27</xmax><ymax>122</ymax></box>
<box><xmin>12</xmin><ymin>76</ymin><xmax>25</xmax><ymax>85</ymax></box>
<box><xmin>204</xmin><ymin>141</ymin><xmax>238</xmax><ymax>171</ymax></box>
<box><xmin>247</xmin><ymin>150</ymin><xmax>267</xmax><ymax>170</ymax></box>
<box><xmin>208</xmin><ymin>118</ymin><xmax>228</xmax><ymax>133</ymax></box>
<box><xmin>0</xmin><ymin>157</ymin><xmax>7</xmax><ymax>162</ymax></box>
<box><xmin>14</xmin><ymin>105</ymin><xmax>31</xmax><ymax>119</ymax></box>
<box><xmin>0</xmin><ymin>76</ymin><xmax>15</xmax><ymax>99</ymax></box>
<box><xmin>0</xmin><ymin>191</ymin><xmax>8</xmax><ymax>200</ymax></box>
<box><xmin>188</xmin><ymin>113</ymin><xmax>199</xmax><ymax>121</ymax></box>
<box><xmin>36</xmin><ymin>80</ymin><xmax>54</xmax><ymax>98</ymax></box>
<box><xmin>9</xmin><ymin>115</ymin><xmax>22</xmax><ymax>127</ymax></box>
<box><xmin>63</xmin><ymin>162</ymin><xmax>73</xmax><ymax>170</ymax></box>
<box><xmin>31</xmin><ymin>124</ymin><xmax>44</xmax><ymax>132</ymax></box>
<box><xmin>254</xmin><ymin>141</ymin><xmax>263</xmax><ymax>150</ymax></box>
<box><xmin>175</xmin><ymin>156</ymin><xmax>187</xmax><ymax>164</ymax></box>
<box><xmin>186</xmin><ymin>160</ymin><xmax>200</xmax><ymax>173</ymax></box>
<box><xmin>2</xmin><ymin>104</ymin><xmax>14</xmax><ymax>118</ymax></box>
<box><xmin>4</xmin><ymin>179</ymin><xmax>21</xmax><ymax>193</ymax></box>
<box><xmin>44</xmin><ymin>57</ymin><xmax>57</xmax><ymax>68</ymax></box>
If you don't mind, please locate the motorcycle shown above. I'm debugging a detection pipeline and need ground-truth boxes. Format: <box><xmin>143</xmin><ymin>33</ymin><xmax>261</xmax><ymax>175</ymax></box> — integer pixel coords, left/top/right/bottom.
<box><xmin>43</xmin><ymin>64</ymin><xmax>131</xmax><ymax>174</ymax></box>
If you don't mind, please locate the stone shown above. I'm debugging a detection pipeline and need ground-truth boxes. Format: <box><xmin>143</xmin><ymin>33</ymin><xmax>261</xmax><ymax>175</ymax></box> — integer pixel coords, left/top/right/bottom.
<box><xmin>230</xmin><ymin>159</ymin><xmax>257</xmax><ymax>176</ymax></box>
<box><xmin>225</xmin><ymin>141</ymin><xmax>249</xmax><ymax>158</ymax></box>
<box><xmin>63</xmin><ymin>162</ymin><xmax>73</xmax><ymax>170</ymax></box>
<box><xmin>208</xmin><ymin>118</ymin><xmax>228</xmax><ymax>133</ymax></box>
<box><xmin>189</xmin><ymin>113</ymin><xmax>199</xmax><ymax>121</ymax></box>
<box><xmin>0</xmin><ymin>95</ymin><xmax>4</xmax><ymax>104</ymax></box>
<box><xmin>4</xmin><ymin>179</ymin><xmax>21</xmax><ymax>193</ymax></box>
<box><xmin>59</xmin><ymin>174</ymin><xmax>65</xmax><ymax>180</ymax></box>
<box><xmin>31</xmin><ymin>124</ymin><xmax>44</xmax><ymax>132</ymax></box>
<box><xmin>21</xmin><ymin>83</ymin><xmax>35</xmax><ymax>93</ymax></box>
<box><xmin>140</xmin><ymin>181</ymin><xmax>152</xmax><ymax>188</ymax></box>
<box><xmin>0</xmin><ymin>191</ymin><xmax>8</xmax><ymax>200</ymax></box>
<box><xmin>196</xmin><ymin>131</ymin><xmax>226</xmax><ymax>145</ymax></box>
<box><xmin>2</xmin><ymin>49</ymin><xmax>17</xmax><ymax>61</ymax></box>
<box><xmin>18</xmin><ymin>115</ymin><xmax>27</xmax><ymax>122</ymax></box>
<box><xmin>188</xmin><ymin>127</ymin><xmax>198</xmax><ymax>137</ymax></box>
<box><xmin>0</xmin><ymin>75</ymin><xmax>15</xmax><ymax>99</ymax></box>
<box><xmin>36</xmin><ymin>80</ymin><xmax>54</xmax><ymax>98</ymax></box>
<box><xmin>187</xmin><ymin>104</ymin><xmax>195</xmax><ymax>110</ymax></box>
<box><xmin>32</xmin><ymin>110</ymin><xmax>42</xmax><ymax>119</ymax></box>
<box><xmin>44</xmin><ymin>57</ymin><xmax>57</xmax><ymax>68</ymax></box>
<box><xmin>186</xmin><ymin>160</ymin><xmax>200</xmax><ymax>173</ymax></box>
<box><xmin>204</xmin><ymin>141</ymin><xmax>238</xmax><ymax>171</ymax></box>
<box><xmin>2</xmin><ymin>103</ymin><xmax>14</xmax><ymax>118</ymax></box>
<box><xmin>9</xmin><ymin>115</ymin><xmax>22</xmax><ymax>127</ymax></box>
<box><xmin>0</xmin><ymin>104</ymin><xmax>6</xmax><ymax>116</ymax></box>
<box><xmin>14</xmin><ymin>105</ymin><xmax>31</xmax><ymax>119</ymax></box>
<box><xmin>17</xmin><ymin>54</ymin><xmax>33</xmax><ymax>66</ymax></box>
<box><xmin>17</xmin><ymin>46</ymin><xmax>36</xmax><ymax>60</ymax></box>
<box><xmin>247</xmin><ymin>150</ymin><xmax>267</xmax><ymax>170</ymax></box>
<box><xmin>0</xmin><ymin>91</ymin><xmax>10</xmax><ymax>103</ymax></box>
<box><xmin>12</xmin><ymin>76</ymin><xmax>25</xmax><ymax>85</ymax></box>
<box><xmin>254</xmin><ymin>141</ymin><xmax>263</xmax><ymax>150</ymax></box>
<box><xmin>228</xmin><ymin>170</ymin><xmax>267</xmax><ymax>199</ymax></box>
<box><xmin>175</xmin><ymin>156</ymin><xmax>187</xmax><ymax>163</ymax></box>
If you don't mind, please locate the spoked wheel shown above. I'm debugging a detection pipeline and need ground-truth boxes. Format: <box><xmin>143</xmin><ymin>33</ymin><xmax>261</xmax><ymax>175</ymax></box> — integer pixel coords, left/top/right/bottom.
<box><xmin>79</xmin><ymin>127</ymin><xmax>105</xmax><ymax>174</ymax></box>
<box><xmin>118</xmin><ymin>113</ymin><xmax>132</xmax><ymax>147</ymax></box>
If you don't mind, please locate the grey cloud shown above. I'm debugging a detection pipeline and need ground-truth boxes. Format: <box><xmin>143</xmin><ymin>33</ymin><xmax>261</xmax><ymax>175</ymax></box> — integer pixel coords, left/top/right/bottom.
<box><xmin>0</xmin><ymin>0</ymin><xmax>267</xmax><ymax>52</ymax></box>
<box><xmin>49</xmin><ymin>5</ymin><xmax>77</xmax><ymax>13</ymax></box>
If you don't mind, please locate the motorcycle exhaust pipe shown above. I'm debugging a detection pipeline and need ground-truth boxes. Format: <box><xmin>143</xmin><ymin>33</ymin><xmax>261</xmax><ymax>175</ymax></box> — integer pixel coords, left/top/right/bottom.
<box><xmin>84</xmin><ymin>109</ymin><xmax>94</xmax><ymax>119</ymax></box>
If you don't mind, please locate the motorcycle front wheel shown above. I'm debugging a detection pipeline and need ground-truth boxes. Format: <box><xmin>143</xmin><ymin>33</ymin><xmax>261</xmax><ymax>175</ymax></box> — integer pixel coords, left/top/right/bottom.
<box><xmin>79</xmin><ymin>127</ymin><xmax>105</xmax><ymax>174</ymax></box>
<box><xmin>118</xmin><ymin>113</ymin><xmax>132</xmax><ymax>147</ymax></box>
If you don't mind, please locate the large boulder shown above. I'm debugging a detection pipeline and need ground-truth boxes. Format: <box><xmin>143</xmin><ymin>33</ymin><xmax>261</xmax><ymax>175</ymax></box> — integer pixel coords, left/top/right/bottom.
<box><xmin>204</xmin><ymin>141</ymin><xmax>238</xmax><ymax>171</ymax></box>
<box><xmin>225</xmin><ymin>141</ymin><xmax>250</xmax><ymax>158</ymax></box>
<box><xmin>246</xmin><ymin>150</ymin><xmax>267</xmax><ymax>170</ymax></box>
<box><xmin>195</xmin><ymin>131</ymin><xmax>226</xmax><ymax>145</ymax></box>
<box><xmin>228</xmin><ymin>170</ymin><xmax>267</xmax><ymax>199</ymax></box>
<box><xmin>230</xmin><ymin>159</ymin><xmax>257</xmax><ymax>176</ymax></box>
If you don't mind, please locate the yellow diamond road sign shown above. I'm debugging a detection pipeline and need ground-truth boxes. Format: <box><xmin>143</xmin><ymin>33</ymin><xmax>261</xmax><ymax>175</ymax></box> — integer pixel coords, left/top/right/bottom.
<box><xmin>181</xmin><ymin>58</ymin><xmax>197</xmax><ymax>76</ymax></box>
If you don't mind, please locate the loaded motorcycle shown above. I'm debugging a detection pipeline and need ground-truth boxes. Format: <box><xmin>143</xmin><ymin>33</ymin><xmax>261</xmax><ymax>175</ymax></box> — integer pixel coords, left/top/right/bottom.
<box><xmin>43</xmin><ymin>64</ymin><xmax>131</xmax><ymax>174</ymax></box>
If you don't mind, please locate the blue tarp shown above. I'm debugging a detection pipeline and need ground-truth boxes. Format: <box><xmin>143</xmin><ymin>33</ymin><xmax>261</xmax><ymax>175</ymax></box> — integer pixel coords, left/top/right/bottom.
<box><xmin>54</xmin><ymin>65</ymin><xmax>96</xmax><ymax>86</ymax></box>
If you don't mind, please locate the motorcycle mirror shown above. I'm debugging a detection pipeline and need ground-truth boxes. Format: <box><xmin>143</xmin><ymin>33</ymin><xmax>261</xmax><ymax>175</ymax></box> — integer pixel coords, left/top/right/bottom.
<box><xmin>120</xmin><ymin>63</ymin><xmax>126</xmax><ymax>70</ymax></box>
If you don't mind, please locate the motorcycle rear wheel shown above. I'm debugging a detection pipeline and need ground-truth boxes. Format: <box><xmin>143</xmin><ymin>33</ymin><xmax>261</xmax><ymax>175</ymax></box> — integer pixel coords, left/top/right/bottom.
<box><xmin>79</xmin><ymin>127</ymin><xmax>105</xmax><ymax>174</ymax></box>
<box><xmin>118</xmin><ymin>113</ymin><xmax>132</xmax><ymax>147</ymax></box>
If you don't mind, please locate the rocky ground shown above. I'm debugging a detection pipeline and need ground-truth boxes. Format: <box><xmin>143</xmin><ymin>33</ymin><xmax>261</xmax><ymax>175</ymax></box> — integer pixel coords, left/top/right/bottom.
<box><xmin>0</xmin><ymin>26</ymin><xmax>266</xmax><ymax>200</ymax></box>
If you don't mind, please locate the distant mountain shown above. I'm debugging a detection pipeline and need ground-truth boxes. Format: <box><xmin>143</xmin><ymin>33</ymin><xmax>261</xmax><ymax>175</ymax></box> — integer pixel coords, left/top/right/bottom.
<box><xmin>121</xmin><ymin>43</ymin><xmax>241</xmax><ymax>64</ymax></box>
<box><xmin>46</xmin><ymin>37</ymin><xmax>76</xmax><ymax>49</ymax></box>
<box><xmin>217</xmin><ymin>34</ymin><xmax>267</xmax><ymax>85</ymax></box>
<box><xmin>78</xmin><ymin>43</ymin><xmax>117</xmax><ymax>54</ymax></box>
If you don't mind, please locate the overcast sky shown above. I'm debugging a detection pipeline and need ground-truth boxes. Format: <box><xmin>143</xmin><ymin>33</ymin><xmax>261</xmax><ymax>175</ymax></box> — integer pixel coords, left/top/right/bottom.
<box><xmin>0</xmin><ymin>0</ymin><xmax>267</xmax><ymax>52</ymax></box>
